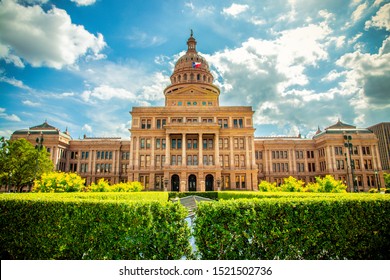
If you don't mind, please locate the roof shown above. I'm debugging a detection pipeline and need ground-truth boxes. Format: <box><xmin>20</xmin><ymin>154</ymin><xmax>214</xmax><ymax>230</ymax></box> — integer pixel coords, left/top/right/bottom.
<box><xmin>325</xmin><ymin>119</ymin><xmax>356</xmax><ymax>130</ymax></box>
<box><xmin>313</xmin><ymin>119</ymin><xmax>372</xmax><ymax>139</ymax></box>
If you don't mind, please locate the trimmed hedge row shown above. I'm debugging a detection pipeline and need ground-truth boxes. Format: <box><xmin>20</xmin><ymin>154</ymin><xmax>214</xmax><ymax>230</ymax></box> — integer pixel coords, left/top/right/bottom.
<box><xmin>0</xmin><ymin>194</ymin><xmax>191</xmax><ymax>260</ymax></box>
<box><xmin>218</xmin><ymin>191</ymin><xmax>356</xmax><ymax>200</ymax></box>
<box><xmin>25</xmin><ymin>191</ymin><xmax>169</xmax><ymax>202</ymax></box>
<box><xmin>194</xmin><ymin>195</ymin><xmax>390</xmax><ymax>260</ymax></box>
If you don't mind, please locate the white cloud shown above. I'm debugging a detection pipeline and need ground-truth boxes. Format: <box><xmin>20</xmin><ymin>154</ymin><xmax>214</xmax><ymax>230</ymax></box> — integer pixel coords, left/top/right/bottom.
<box><xmin>336</xmin><ymin>37</ymin><xmax>390</xmax><ymax>106</ymax></box>
<box><xmin>351</xmin><ymin>2</ymin><xmax>368</xmax><ymax>23</ymax></box>
<box><xmin>0</xmin><ymin>0</ymin><xmax>106</xmax><ymax>69</ymax></box>
<box><xmin>81</xmin><ymin>85</ymin><xmax>136</xmax><ymax>102</ymax></box>
<box><xmin>71</xmin><ymin>0</ymin><xmax>96</xmax><ymax>6</ymax></box>
<box><xmin>222</xmin><ymin>3</ymin><xmax>249</xmax><ymax>17</ymax></box>
<box><xmin>0</xmin><ymin>108</ymin><xmax>21</xmax><ymax>122</ymax></box>
<box><xmin>365</xmin><ymin>3</ymin><xmax>390</xmax><ymax>31</ymax></box>
<box><xmin>0</xmin><ymin>75</ymin><xmax>31</xmax><ymax>90</ymax></box>
<box><xmin>82</xmin><ymin>124</ymin><xmax>93</xmax><ymax>133</ymax></box>
<box><xmin>127</xmin><ymin>29</ymin><xmax>167</xmax><ymax>48</ymax></box>
<box><xmin>22</xmin><ymin>100</ymin><xmax>40</xmax><ymax>107</ymax></box>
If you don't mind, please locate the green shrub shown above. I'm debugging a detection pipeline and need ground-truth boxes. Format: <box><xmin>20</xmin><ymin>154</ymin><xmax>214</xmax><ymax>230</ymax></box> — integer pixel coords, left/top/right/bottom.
<box><xmin>194</xmin><ymin>194</ymin><xmax>390</xmax><ymax>260</ymax></box>
<box><xmin>0</xmin><ymin>193</ymin><xmax>190</xmax><ymax>260</ymax></box>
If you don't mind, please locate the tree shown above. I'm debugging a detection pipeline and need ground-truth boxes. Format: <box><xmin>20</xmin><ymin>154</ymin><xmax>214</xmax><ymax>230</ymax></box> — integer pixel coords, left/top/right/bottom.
<box><xmin>384</xmin><ymin>172</ymin><xmax>390</xmax><ymax>189</ymax></box>
<box><xmin>33</xmin><ymin>171</ymin><xmax>85</xmax><ymax>192</ymax></box>
<box><xmin>0</xmin><ymin>138</ymin><xmax>53</xmax><ymax>192</ymax></box>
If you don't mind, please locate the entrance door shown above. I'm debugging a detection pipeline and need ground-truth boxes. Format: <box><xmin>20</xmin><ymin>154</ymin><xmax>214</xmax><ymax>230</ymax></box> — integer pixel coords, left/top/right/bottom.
<box><xmin>206</xmin><ymin>174</ymin><xmax>214</xmax><ymax>191</ymax></box>
<box><xmin>188</xmin><ymin>174</ymin><xmax>197</xmax><ymax>191</ymax></box>
<box><xmin>171</xmin><ymin>174</ymin><xmax>180</xmax><ymax>192</ymax></box>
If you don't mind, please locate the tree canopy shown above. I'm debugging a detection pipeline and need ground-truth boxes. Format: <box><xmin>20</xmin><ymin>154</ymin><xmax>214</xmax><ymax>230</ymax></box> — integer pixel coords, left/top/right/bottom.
<box><xmin>0</xmin><ymin>137</ymin><xmax>53</xmax><ymax>192</ymax></box>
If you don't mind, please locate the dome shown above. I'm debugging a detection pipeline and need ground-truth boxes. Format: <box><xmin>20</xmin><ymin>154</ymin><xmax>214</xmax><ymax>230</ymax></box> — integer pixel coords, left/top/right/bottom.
<box><xmin>169</xmin><ymin>31</ymin><xmax>214</xmax><ymax>85</ymax></box>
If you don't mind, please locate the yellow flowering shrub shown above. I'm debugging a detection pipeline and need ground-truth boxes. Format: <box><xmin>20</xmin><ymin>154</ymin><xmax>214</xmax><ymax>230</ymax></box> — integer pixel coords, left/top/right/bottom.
<box><xmin>32</xmin><ymin>172</ymin><xmax>85</xmax><ymax>192</ymax></box>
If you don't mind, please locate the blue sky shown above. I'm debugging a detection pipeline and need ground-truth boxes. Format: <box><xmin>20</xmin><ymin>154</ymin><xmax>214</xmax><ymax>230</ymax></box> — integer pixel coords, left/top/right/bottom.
<box><xmin>0</xmin><ymin>0</ymin><xmax>389</xmax><ymax>139</ymax></box>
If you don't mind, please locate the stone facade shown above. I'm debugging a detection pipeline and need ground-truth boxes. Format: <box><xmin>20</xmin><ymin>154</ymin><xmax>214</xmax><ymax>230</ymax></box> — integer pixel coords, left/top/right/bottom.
<box><xmin>9</xmin><ymin>33</ymin><xmax>386</xmax><ymax>192</ymax></box>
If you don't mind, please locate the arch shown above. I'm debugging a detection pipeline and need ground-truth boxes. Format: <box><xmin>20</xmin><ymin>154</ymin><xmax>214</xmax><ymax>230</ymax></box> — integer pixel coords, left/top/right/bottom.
<box><xmin>188</xmin><ymin>174</ymin><xmax>197</xmax><ymax>191</ymax></box>
<box><xmin>171</xmin><ymin>174</ymin><xmax>180</xmax><ymax>192</ymax></box>
<box><xmin>197</xmin><ymin>74</ymin><xmax>200</xmax><ymax>81</ymax></box>
<box><xmin>206</xmin><ymin>174</ymin><xmax>214</xmax><ymax>191</ymax></box>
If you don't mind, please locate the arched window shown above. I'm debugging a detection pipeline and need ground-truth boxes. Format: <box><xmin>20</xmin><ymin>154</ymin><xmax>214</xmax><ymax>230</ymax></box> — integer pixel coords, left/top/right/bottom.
<box><xmin>190</xmin><ymin>73</ymin><xmax>194</xmax><ymax>80</ymax></box>
<box><xmin>184</xmin><ymin>74</ymin><xmax>187</xmax><ymax>81</ymax></box>
<box><xmin>197</xmin><ymin>74</ymin><xmax>200</xmax><ymax>81</ymax></box>
<box><xmin>203</xmin><ymin>75</ymin><xmax>206</xmax><ymax>81</ymax></box>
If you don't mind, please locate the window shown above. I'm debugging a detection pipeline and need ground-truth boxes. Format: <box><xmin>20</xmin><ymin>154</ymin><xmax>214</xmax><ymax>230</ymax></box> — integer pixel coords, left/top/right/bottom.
<box><xmin>156</xmin><ymin>139</ymin><xmax>161</xmax><ymax>149</ymax></box>
<box><xmin>218</xmin><ymin>118</ymin><xmax>228</xmax><ymax>128</ymax></box>
<box><xmin>235</xmin><ymin>175</ymin><xmax>246</xmax><ymax>189</ymax></box>
<box><xmin>140</xmin><ymin>138</ymin><xmax>145</xmax><ymax>149</ymax></box>
<box><xmin>336</xmin><ymin>160</ymin><xmax>344</xmax><ymax>170</ymax></box>
<box><xmin>233</xmin><ymin>118</ymin><xmax>243</xmax><ymax>128</ymax></box>
<box><xmin>335</xmin><ymin>146</ymin><xmax>343</xmax><ymax>156</ymax></box>
<box><xmin>156</xmin><ymin>118</ymin><xmax>166</xmax><ymax>129</ymax></box>
<box><xmin>297</xmin><ymin>163</ymin><xmax>305</xmax><ymax>172</ymax></box>
<box><xmin>362</xmin><ymin>146</ymin><xmax>371</xmax><ymax>155</ymax></box>
<box><xmin>141</xmin><ymin>119</ymin><xmax>151</xmax><ymax>129</ymax></box>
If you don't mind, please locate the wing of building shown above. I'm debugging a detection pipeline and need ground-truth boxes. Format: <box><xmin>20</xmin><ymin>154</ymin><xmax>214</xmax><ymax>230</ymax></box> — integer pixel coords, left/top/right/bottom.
<box><xmin>10</xmin><ymin>33</ymin><xmax>387</xmax><ymax>192</ymax></box>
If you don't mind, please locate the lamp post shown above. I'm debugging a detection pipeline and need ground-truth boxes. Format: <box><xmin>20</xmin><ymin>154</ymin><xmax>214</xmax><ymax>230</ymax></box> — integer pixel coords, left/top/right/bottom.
<box><xmin>374</xmin><ymin>170</ymin><xmax>380</xmax><ymax>192</ymax></box>
<box><xmin>344</xmin><ymin>135</ymin><xmax>358</xmax><ymax>192</ymax></box>
<box><xmin>217</xmin><ymin>178</ymin><xmax>221</xmax><ymax>191</ymax></box>
<box><xmin>34</xmin><ymin>132</ymin><xmax>44</xmax><ymax>182</ymax></box>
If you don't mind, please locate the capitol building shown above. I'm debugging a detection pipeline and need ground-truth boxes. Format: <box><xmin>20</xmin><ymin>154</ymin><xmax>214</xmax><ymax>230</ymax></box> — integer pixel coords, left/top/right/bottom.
<box><xmin>11</xmin><ymin>33</ymin><xmax>388</xmax><ymax>192</ymax></box>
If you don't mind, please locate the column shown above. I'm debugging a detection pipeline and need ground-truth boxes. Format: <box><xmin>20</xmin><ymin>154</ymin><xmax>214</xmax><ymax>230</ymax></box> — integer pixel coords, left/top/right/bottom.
<box><xmin>371</xmin><ymin>144</ymin><xmax>377</xmax><ymax>170</ymax></box>
<box><xmin>251</xmin><ymin>137</ymin><xmax>256</xmax><ymax>167</ymax></box>
<box><xmin>245</xmin><ymin>136</ymin><xmax>250</xmax><ymax>168</ymax></box>
<box><xmin>326</xmin><ymin>146</ymin><xmax>332</xmax><ymax>172</ymax></box>
<box><xmin>151</xmin><ymin>137</ymin><xmax>156</xmax><ymax>168</ymax></box>
<box><xmin>129</xmin><ymin>137</ymin><xmax>134</xmax><ymax>169</ymax></box>
<box><xmin>264</xmin><ymin>148</ymin><xmax>269</xmax><ymax>175</ymax></box>
<box><xmin>134</xmin><ymin>136</ymin><xmax>139</xmax><ymax>168</ymax></box>
<box><xmin>229</xmin><ymin>136</ymin><xmax>234</xmax><ymax>169</ymax></box>
<box><xmin>214</xmin><ymin>132</ymin><xmax>220</xmax><ymax>167</ymax></box>
<box><xmin>182</xmin><ymin>133</ymin><xmax>187</xmax><ymax>167</ymax></box>
<box><xmin>199</xmin><ymin>133</ymin><xmax>203</xmax><ymax>166</ymax></box>
<box><xmin>292</xmin><ymin>149</ymin><xmax>297</xmax><ymax>173</ymax></box>
<box><xmin>165</xmin><ymin>133</ymin><xmax>170</xmax><ymax>165</ymax></box>
<box><xmin>77</xmin><ymin>149</ymin><xmax>81</xmax><ymax>173</ymax></box>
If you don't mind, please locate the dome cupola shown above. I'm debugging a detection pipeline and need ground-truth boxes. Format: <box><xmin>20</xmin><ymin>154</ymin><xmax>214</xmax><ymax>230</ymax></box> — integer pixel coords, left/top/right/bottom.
<box><xmin>169</xmin><ymin>30</ymin><xmax>214</xmax><ymax>85</ymax></box>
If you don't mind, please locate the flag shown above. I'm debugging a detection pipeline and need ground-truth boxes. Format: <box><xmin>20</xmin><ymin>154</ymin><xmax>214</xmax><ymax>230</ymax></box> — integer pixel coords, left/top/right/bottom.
<box><xmin>192</xmin><ymin>62</ymin><xmax>201</xmax><ymax>68</ymax></box>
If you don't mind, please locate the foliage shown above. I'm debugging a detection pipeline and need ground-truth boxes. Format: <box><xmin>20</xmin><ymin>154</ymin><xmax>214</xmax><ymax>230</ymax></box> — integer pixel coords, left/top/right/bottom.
<box><xmin>306</xmin><ymin>175</ymin><xmax>347</xmax><ymax>193</ymax></box>
<box><xmin>258</xmin><ymin>175</ymin><xmax>347</xmax><ymax>193</ymax></box>
<box><xmin>84</xmin><ymin>179</ymin><xmax>144</xmax><ymax>192</ymax></box>
<box><xmin>384</xmin><ymin>173</ymin><xmax>390</xmax><ymax>189</ymax></box>
<box><xmin>85</xmin><ymin>178</ymin><xmax>111</xmax><ymax>192</ymax></box>
<box><xmin>280</xmin><ymin>176</ymin><xmax>305</xmax><ymax>192</ymax></box>
<box><xmin>0</xmin><ymin>138</ymin><xmax>53</xmax><ymax>192</ymax></box>
<box><xmin>32</xmin><ymin>171</ymin><xmax>85</xmax><ymax>192</ymax></box>
<box><xmin>194</xmin><ymin>195</ymin><xmax>390</xmax><ymax>260</ymax></box>
<box><xmin>0</xmin><ymin>194</ymin><xmax>192</xmax><ymax>259</ymax></box>
<box><xmin>258</xmin><ymin>180</ymin><xmax>278</xmax><ymax>192</ymax></box>
<box><xmin>108</xmin><ymin>181</ymin><xmax>144</xmax><ymax>192</ymax></box>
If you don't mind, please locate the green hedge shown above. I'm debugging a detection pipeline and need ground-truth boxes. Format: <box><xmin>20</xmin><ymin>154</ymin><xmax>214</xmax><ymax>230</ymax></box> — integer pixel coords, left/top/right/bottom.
<box><xmin>194</xmin><ymin>195</ymin><xmax>390</xmax><ymax>260</ymax></box>
<box><xmin>218</xmin><ymin>191</ymin><xmax>354</xmax><ymax>200</ymax></box>
<box><xmin>0</xmin><ymin>193</ymin><xmax>191</xmax><ymax>260</ymax></box>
